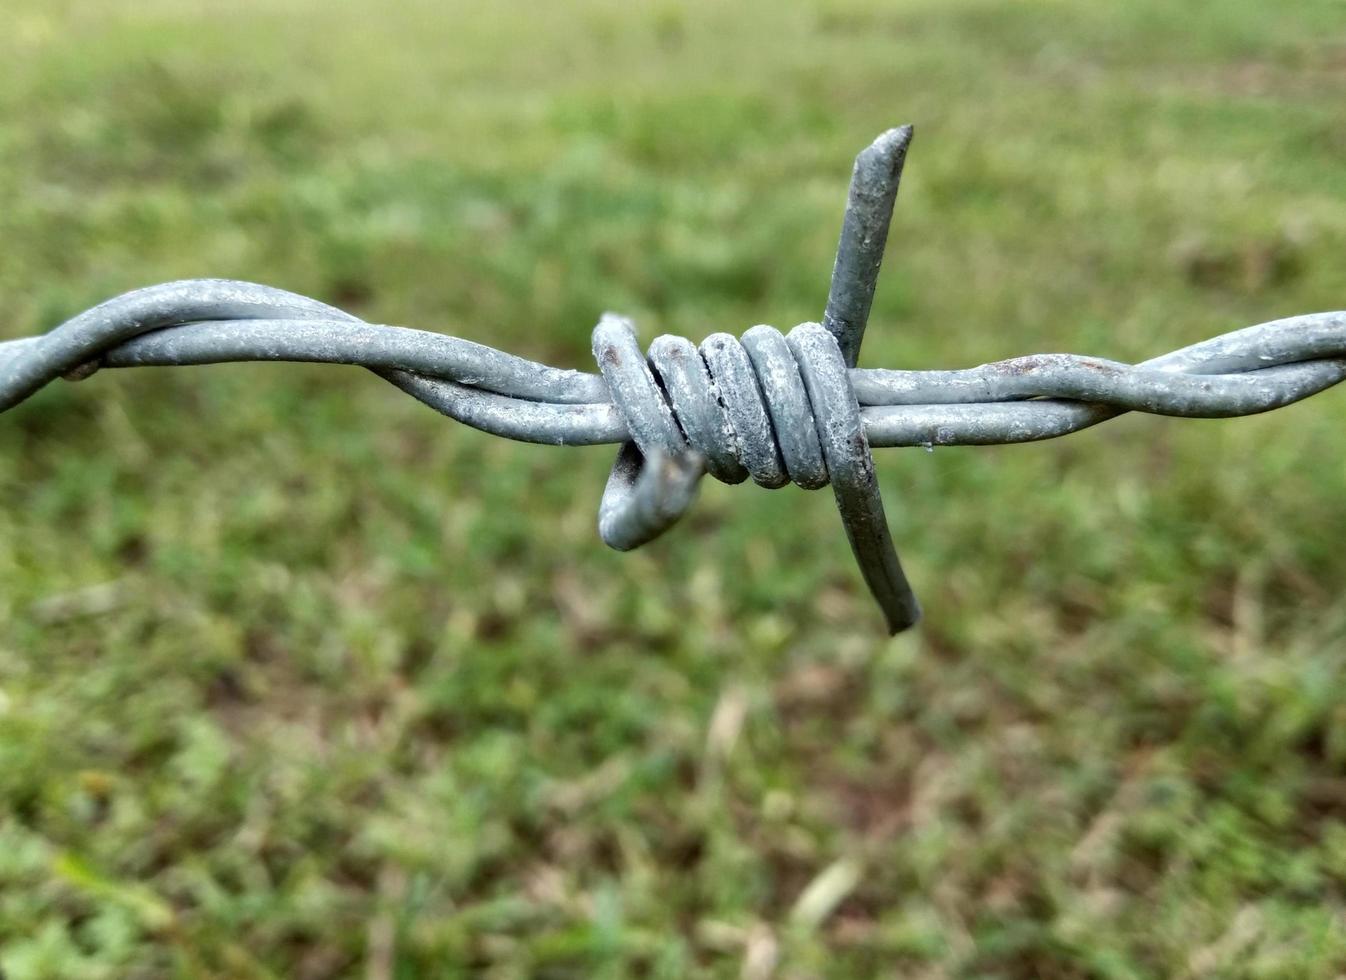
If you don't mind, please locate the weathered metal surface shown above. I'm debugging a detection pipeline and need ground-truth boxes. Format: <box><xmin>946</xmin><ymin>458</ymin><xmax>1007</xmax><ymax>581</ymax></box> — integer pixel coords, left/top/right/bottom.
<box><xmin>2</xmin><ymin>127</ymin><xmax>1344</xmax><ymax>632</ymax></box>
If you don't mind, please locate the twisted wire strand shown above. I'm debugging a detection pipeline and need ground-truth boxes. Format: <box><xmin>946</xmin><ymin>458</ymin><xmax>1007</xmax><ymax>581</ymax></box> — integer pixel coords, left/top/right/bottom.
<box><xmin>8</xmin><ymin>283</ymin><xmax>1341</xmax><ymax>445</ymax></box>
<box><xmin>3</xmin><ymin>279</ymin><xmax>1343</xmax><ymax>630</ymax></box>
<box><xmin>3</xmin><ymin>125</ymin><xmax>1343</xmax><ymax>632</ymax></box>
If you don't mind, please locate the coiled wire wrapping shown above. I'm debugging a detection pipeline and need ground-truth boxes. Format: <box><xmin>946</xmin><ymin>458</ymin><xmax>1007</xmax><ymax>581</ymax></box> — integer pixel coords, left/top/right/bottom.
<box><xmin>2</xmin><ymin>126</ymin><xmax>1344</xmax><ymax>632</ymax></box>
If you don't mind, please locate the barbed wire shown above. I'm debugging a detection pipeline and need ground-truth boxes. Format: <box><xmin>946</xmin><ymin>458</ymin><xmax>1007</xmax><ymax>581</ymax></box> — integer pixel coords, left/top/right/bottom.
<box><xmin>3</xmin><ymin>126</ymin><xmax>1344</xmax><ymax>633</ymax></box>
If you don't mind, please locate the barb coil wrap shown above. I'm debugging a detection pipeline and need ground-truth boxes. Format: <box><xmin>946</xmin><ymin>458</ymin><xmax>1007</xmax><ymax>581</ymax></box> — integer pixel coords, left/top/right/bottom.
<box><xmin>3</xmin><ymin>126</ymin><xmax>1343</xmax><ymax>632</ymax></box>
<box><xmin>593</xmin><ymin>317</ymin><xmax>918</xmax><ymax>632</ymax></box>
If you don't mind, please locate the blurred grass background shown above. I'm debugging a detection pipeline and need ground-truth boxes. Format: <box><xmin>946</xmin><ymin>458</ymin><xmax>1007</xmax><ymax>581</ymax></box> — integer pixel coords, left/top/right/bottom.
<box><xmin>3</xmin><ymin>0</ymin><xmax>1346</xmax><ymax>976</ymax></box>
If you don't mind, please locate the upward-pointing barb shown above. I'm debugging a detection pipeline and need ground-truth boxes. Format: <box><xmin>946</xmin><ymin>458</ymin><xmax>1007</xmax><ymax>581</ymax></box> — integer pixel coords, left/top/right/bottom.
<box><xmin>823</xmin><ymin>124</ymin><xmax>913</xmax><ymax>369</ymax></box>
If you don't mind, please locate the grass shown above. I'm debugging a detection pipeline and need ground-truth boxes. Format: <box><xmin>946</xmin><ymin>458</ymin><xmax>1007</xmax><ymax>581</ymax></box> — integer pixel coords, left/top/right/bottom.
<box><xmin>3</xmin><ymin>0</ymin><xmax>1346</xmax><ymax>976</ymax></box>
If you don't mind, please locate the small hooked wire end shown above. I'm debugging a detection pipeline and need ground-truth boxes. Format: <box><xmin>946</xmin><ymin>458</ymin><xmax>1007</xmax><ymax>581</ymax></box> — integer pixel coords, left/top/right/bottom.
<box><xmin>598</xmin><ymin>444</ymin><xmax>705</xmax><ymax>552</ymax></box>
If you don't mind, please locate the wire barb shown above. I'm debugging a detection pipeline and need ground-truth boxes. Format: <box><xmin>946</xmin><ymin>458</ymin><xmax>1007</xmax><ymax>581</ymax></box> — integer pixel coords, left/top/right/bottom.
<box><xmin>2</xmin><ymin>127</ymin><xmax>1343</xmax><ymax>632</ymax></box>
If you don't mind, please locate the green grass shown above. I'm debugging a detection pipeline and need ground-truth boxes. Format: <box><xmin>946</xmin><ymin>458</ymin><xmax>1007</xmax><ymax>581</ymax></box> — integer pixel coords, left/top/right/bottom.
<box><xmin>3</xmin><ymin>0</ymin><xmax>1346</xmax><ymax>976</ymax></box>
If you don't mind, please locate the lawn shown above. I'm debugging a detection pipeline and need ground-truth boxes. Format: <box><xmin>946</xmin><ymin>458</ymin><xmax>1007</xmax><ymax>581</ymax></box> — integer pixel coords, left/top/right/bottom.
<box><xmin>3</xmin><ymin>0</ymin><xmax>1346</xmax><ymax>976</ymax></box>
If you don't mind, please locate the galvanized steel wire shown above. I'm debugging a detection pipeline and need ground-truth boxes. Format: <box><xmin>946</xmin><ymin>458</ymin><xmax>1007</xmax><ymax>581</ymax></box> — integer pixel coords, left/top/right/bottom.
<box><xmin>3</xmin><ymin>126</ymin><xmax>1344</xmax><ymax>633</ymax></box>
